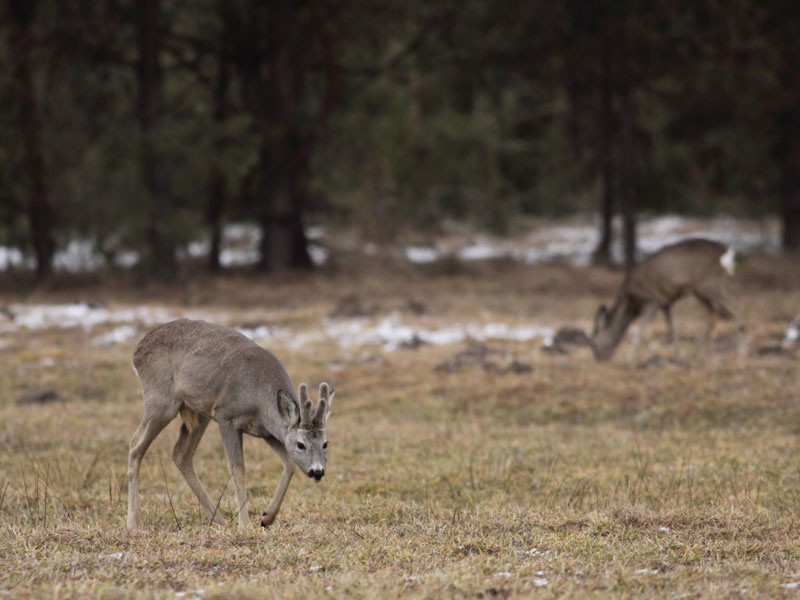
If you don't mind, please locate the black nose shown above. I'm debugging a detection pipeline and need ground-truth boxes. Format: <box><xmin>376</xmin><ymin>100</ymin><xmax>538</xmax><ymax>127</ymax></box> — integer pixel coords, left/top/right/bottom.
<box><xmin>308</xmin><ymin>468</ymin><xmax>324</xmax><ymax>481</ymax></box>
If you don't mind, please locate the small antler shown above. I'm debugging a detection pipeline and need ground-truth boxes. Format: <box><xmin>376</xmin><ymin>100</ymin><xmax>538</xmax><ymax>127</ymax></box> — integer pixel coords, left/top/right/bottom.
<box><xmin>298</xmin><ymin>383</ymin><xmax>314</xmax><ymax>427</ymax></box>
<box><xmin>312</xmin><ymin>382</ymin><xmax>333</xmax><ymax>428</ymax></box>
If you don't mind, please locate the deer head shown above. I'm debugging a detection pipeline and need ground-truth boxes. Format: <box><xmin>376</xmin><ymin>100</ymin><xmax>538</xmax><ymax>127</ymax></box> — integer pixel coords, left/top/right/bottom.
<box><xmin>590</xmin><ymin>296</ymin><xmax>642</xmax><ymax>361</ymax></box>
<box><xmin>278</xmin><ymin>382</ymin><xmax>334</xmax><ymax>481</ymax></box>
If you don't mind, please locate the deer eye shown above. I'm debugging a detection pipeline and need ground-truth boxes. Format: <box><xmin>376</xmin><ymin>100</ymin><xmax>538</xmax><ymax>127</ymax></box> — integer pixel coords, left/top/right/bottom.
<box><xmin>297</xmin><ymin>442</ymin><xmax>306</xmax><ymax>450</ymax></box>
<box><xmin>323</xmin><ymin>442</ymin><xmax>328</xmax><ymax>450</ymax></box>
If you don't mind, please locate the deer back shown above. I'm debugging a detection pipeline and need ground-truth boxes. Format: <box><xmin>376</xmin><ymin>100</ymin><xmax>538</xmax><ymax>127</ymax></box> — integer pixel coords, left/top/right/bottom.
<box><xmin>133</xmin><ymin>319</ymin><xmax>295</xmax><ymax>438</ymax></box>
<box><xmin>626</xmin><ymin>239</ymin><xmax>729</xmax><ymax>305</ymax></box>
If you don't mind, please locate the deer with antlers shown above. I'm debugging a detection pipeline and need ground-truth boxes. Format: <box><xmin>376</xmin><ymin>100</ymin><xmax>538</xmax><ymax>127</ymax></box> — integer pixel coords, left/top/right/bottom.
<box><xmin>126</xmin><ymin>319</ymin><xmax>334</xmax><ymax>531</ymax></box>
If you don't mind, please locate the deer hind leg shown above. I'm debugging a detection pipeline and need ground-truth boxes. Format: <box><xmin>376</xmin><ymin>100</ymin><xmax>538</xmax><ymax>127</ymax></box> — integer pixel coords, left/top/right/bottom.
<box><xmin>172</xmin><ymin>410</ymin><xmax>225</xmax><ymax>527</ymax></box>
<box><xmin>662</xmin><ymin>305</ymin><xmax>677</xmax><ymax>344</ymax></box>
<box><xmin>260</xmin><ymin>436</ymin><xmax>295</xmax><ymax>528</ymax></box>
<box><xmin>218</xmin><ymin>421</ymin><xmax>249</xmax><ymax>531</ymax></box>
<box><xmin>127</xmin><ymin>402</ymin><xmax>176</xmax><ymax>531</ymax></box>
<box><xmin>703</xmin><ymin>291</ymin><xmax>747</xmax><ymax>357</ymax></box>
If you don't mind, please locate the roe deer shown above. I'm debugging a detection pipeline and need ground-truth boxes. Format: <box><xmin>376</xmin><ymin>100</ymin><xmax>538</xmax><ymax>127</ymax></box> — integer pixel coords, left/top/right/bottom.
<box><xmin>127</xmin><ymin>319</ymin><xmax>334</xmax><ymax>531</ymax></box>
<box><xmin>591</xmin><ymin>238</ymin><xmax>743</xmax><ymax>361</ymax></box>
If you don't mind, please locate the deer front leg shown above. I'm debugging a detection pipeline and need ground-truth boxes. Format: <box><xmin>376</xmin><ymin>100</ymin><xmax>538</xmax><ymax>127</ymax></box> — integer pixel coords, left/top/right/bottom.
<box><xmin>260</xmin><ymin>437</ymin><xmax>295</xmax><ymax>528</ymax></box>
<box><xmin>218</xmin><ymin>421</ymin><xmax>249</xmax><ymax>531</ymax></box>
<box><xmin>628</xmin><ymin>303</ymin><xmax>658</xmax><ymax>359</ymax></box>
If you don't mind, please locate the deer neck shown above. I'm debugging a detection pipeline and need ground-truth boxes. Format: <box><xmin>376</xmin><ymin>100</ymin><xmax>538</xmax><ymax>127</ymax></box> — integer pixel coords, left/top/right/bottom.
<box><xmin>592</xmin><ymin>295</ymin><xmax>640</xmax><ymax>360</ymax></box>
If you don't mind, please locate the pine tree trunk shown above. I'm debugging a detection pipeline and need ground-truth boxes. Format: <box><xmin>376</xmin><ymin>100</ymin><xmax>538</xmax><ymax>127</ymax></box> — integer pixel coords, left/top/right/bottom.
<box><xmin>9</xmin><ymin>0</ymin><xmax>54</xmax><ymax>280</ymax></box>
<box><xmin>593</xmin><ymin>35</ymin><xmax>614</xmax><ymax>265</ymax></box>
<box><xmin>619</xmin><ymin>91</ymin><xmax>637</xmax><ymax>270</ymax></box>
<box><xmin>617</xmin><ymin>30</ymin><xmax>637</xmax><ymax>271</ymax></box>
<box><xmin>257</xmin><ymin>145</ymin><xmax>312</xmax><ymax>272</ymax></box>
<box><xmin>780</xmin><ymin>51</ymin><xmax>800</xmax><ymax>252</ymax></box>
<box><xmin>136</xmin><ymin>0</ymin><xmax>175</xmax><ymax>279</ymax></box>
<box><xmin>255</xmin><ymin>0</ymin><xmax>312</xmax><ymax>273</ymax></box>
<box><xmin>207</xmin><ymin>40</ymin><xmax>229</xmax><ymax>272</ymax></box>
<box><xmin>782</xmin><ymin>138</ymin><xmax>800</xmax><ymax>252</ymax></box>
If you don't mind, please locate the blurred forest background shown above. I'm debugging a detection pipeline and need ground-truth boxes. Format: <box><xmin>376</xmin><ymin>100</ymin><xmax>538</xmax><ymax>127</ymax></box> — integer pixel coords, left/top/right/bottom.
<box><xmin>1</xmin><ymin>0</ymin><xmax>799</xmax><ymax>281</ymax></box>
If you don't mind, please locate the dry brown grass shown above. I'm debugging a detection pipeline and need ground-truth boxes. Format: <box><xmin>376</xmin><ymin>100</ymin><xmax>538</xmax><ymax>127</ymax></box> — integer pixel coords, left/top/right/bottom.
<box><xmin>0</xmin><ymin>252</ymin><xmax>799</xmax><ymax>598</ymax></box>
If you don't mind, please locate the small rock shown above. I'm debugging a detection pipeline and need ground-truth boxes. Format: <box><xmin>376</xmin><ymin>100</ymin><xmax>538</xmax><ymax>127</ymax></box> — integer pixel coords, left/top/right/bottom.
<box><xmin>329</xmin><ymin>295</ymin><xmax>377</xmax><ymax>319</ymax></box>
<box><xmin>17</xmin><ymin>387</ymin><xmax>62</xmax><ymax>405</ymax></box>
<box><xmin>405</xmin><ymin>299</ymin><xmax>427</xmax><ymax>315</ymax></box>
<box><xmin>501</xmin><ymin>360</ymin><xmax>533</xmax><ymax>374</ymax></box>
<box><xmin>553</xmin><ymin>326</ymin><xmax>590</xmax><ymax>347</ymax></box>
<box><xmin>541</xmin><ymin>343</ymin><xmax>569</xmax><ymax>355</ymax></box>
<box><xmin>636</xmin><ymin>355</ymin><xmax>690</xmax><ymax>370</ymax></box>
<box><xmin>400</xmin><ymin>334</ymin><xmax>427</xmax><ymax>349</ymax></box>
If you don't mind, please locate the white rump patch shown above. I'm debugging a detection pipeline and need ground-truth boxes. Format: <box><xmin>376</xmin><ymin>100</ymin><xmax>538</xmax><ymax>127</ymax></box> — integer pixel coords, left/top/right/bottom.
<box><xmin>179</xmin><ymin>406</ymin><xmax>201</xmax><ymax>434</ymax></box>
<box><xmin>720</xmin><ymin>247</ymin><xmax>736</xmax><ymax>275</ymax></box>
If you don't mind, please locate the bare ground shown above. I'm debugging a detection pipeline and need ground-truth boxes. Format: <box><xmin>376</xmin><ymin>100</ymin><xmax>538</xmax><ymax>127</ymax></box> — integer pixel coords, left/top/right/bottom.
<box><xmin>0</xmin><ymin>248</ymin><xmax>799</xmax><ymax>598</ymax></box>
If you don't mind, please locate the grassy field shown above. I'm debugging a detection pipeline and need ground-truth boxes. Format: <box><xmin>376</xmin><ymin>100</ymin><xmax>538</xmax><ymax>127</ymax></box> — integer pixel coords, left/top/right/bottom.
<box><xmin>0</xmin><ymin>250</ymin><xmax>798</xmax><ymax>598</ymax></box>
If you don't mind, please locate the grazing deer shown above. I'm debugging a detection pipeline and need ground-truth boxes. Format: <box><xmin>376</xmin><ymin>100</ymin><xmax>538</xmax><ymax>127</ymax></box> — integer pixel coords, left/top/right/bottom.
<box><xmin>591</xmin><ymin>238</ymin><xmax>743</xmax><ymax>361</ymax></box>
<box><xmin>127</xmin><ymin>319</ymin><xmax>333</xmax><ymax>531</ymax></box>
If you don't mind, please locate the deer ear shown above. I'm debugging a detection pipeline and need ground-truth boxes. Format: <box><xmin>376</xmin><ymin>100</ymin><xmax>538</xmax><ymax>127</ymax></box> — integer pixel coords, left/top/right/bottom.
<box><xmin>277</xmin><ymin>390</ymin><xmax>300</xmax><ymax>428</ymax></box>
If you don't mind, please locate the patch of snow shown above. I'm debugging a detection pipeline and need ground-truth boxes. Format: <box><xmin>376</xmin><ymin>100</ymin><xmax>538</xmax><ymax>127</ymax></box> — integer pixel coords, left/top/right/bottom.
<box><xmin>0</xmin><ymin>246</ymin><xmax>27</xmax><ymax>269</ymax></box>
<box><xmin>785</xmin><ymin>318</ymin><xmax>799</xmax><ymax>346</ymax></box>
<box><xmin>472</xmin><ymin>322</ymin><xmax>550</xmax><ymax>342</ymax></box>
<box><xmin>0</xmin><ymin>215</ymin><xmax>782</xmax><ymax>274</ymax></box>
<box><xmin>114</xmin><ymin>251</ymin><xmax>140</xmax><ymax>268</ymax></box>
<box><xmin>236</xmin><ymin>325</ymin><xmax>274</xmax><ymax>341</ymax></box>
<box><xmin>53</xmin><ymin>240</ymin><xmax>105</xmax><ymax>273</ymax></box>
<box><xmin>187</xmin><ymin>240</ymin><xmax>209</xmax><ymax>258</ymax></box>
<box><xmin>517</xmin><ymin>224</ymin><xmax>599</xmax><ymax>266</ymax></box>
<box><xmin>633</xmin><ymin>215</ymin><xmax>777</xmax><ymax>258</ymax></box>
<box><xmin>219</xmin><ymin>247</ymin><xmax>259</xmax><ymax>267</ymax></box>
<box><xmin>417</xmin><ymin>326</ymin><xmax>465</xmax><ymax>346</ymax></box>
<box><xmin>405</xmin><ymin>246</ymin><xmax>439</xmax><ymax>264</ymax></box>
<box><xmin>514</xmin><ymin>548</ymin><xmax>550</xmax><ymax>558</ymax></box>
<box><xmin>658</xmin><ymin>526</ymin><xmax>671</xmax><ymax>533</ymax></box>
<box><xmin>306</xmin><ymin>225</ymin><xmax>326</xmax><ymax>240</ymax></box>
<box><xmin>174</xmin><ymin>590</ymin><xmax>205</xmax><ymax>599</ymax></box>
<box><xmin>458</xmin><ymin>242</ymin><xmax>508</xmax><ymax>261</ymax></box>
<box><xmin>2</xmin><ymin>303</ymin><xmax>179</xmax><ymax>334</ymax></box>
<box><xmin>2</xmin><ymin>302</ymin><xmax>554</xmax><ymax>354</ymax></box>
<box><xmin>532</xmin><ymin>576</ymin><xmax>549</xmax><ymax>587</ymax></box>
<box><xmin>783</xmin><ymin>581</ymin><xmax>800</xmax><ymax>590</ymax></box>
<box><xmin>397</xmin><ymin>215</ymin><xmax>779</xmax><ymax>268</ymax></box>
<box><xmin>0</xmin><ymin>222</ymin><xmax>330</xmax><ymax>273</ymax></box>
<box><xmin>309</xmin><ymin>244</ymin><xmax>329</xmax><ymax>266</ymax></box>
<box><xmin>634</xmin><ymin>568</ymin><xmax>659</xmax><ymax>575</ymax></box>
<box><xmin>225</xmin><ymin>223</ymin><xmax>260</xmax><ymax>241</ymax></box>
<box><xmin>92</xmin><ymin>325</ymin><xmax>139</xmax><ymax>346</ymax></box>
<box><xmin>310</xmin><ymin>312</ymin><xmax>553</xmax><ymax>352</ymax></box>
<box><xmin>492</xmin><ymin>571</ymin><xmax>514</xmax><ymax>578</ymax></box>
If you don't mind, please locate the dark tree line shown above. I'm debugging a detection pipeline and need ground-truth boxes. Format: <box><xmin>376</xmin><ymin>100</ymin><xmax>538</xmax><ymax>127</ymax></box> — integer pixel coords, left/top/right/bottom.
<box><xmin>0</xmin><ymin>0</ymin><xmax>798</xmax><ymax>280</ymax></box>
